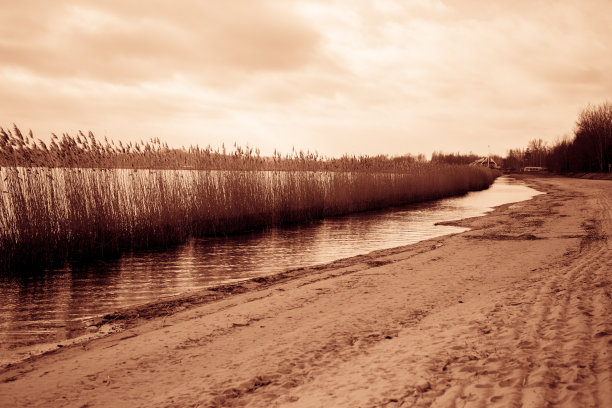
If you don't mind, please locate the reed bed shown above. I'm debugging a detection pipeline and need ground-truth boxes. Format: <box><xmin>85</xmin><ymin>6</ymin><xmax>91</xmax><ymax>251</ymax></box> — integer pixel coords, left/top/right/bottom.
<box><xmin>0</xmin><ymin>165</ymin><xmax>498</xmax><ymax>272</ymax></box>
<box><xmin>1</xmin><ymin>125</ymin><xmax>431</xmax><ymax>172</ymax></box>
<box><xmin>0</xmin><ymin>125</ymin><xmax>499</xmax><ymax>272</ymax></box>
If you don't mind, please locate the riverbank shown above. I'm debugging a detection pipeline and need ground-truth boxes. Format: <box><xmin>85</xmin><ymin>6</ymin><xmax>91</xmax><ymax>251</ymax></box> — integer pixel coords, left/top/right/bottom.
<box><xmin>563</xmin><ymin>172</ymin><xmax>612</xmax><ymax>180</ymax></box>
<box><xmin>1</xmin><ymin>176</ymin><xmax>610</xmax><ymax>407</ymax></box>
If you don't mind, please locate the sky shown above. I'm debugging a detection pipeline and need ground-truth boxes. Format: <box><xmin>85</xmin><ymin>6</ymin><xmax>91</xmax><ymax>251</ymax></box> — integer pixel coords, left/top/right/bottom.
<box><xmin>1</xmin><ymin>0</ymin><xmax>611</xmax><ymax>158</ymax></box>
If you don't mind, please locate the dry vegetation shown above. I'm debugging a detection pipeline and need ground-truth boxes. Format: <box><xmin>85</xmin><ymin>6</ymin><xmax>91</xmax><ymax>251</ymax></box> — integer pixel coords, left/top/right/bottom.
<box><xmin>505</xmin><ymin>101</ymin><xmax>612</xmax><ymax>172</ymax></box>
<box><xmin>1</xmin><ymin>125</ymin><xmax>424</xmax><ymax>172</ymax></box>
<box><xmin>0</xmin><ymin>126</ymin><xmax>499</xmax><ymax>272</ymax></box>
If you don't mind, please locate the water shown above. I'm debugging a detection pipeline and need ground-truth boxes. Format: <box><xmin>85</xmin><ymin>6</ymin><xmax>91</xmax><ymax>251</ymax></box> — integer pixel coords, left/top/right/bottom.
<box><xmin>0</xmin><ymin>176</ymin><xmax>541</xmax><ymax>350</ymax></box>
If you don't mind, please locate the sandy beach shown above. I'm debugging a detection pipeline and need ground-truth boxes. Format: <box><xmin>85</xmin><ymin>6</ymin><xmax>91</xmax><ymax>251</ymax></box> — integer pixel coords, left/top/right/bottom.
<box><xmin>0</xmin><ymin>175</ymin><xmax>610</xmax><ymax>407</ymax></box>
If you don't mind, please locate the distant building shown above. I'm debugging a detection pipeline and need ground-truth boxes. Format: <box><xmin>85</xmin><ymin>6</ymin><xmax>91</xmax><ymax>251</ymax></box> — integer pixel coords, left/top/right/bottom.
<box><xmin>470</xmin><ymin>157</ymin><xmax>500</xmax><ymax>169</ymax></box>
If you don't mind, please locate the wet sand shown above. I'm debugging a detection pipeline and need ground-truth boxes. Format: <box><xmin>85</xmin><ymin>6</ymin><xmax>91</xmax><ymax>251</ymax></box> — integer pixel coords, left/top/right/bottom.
<box><xmin>1</xmin><ymin>175</ymin><xmax>610</xmax><ymax>407</ymax></box>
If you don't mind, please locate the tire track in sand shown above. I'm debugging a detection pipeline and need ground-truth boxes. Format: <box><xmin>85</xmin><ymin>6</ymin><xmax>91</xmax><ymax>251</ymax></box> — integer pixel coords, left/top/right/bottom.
<box><xmin>518</xmin><ymin>240</ymin><xmax>609</xmax><ymax>407</ymax></box>
<box><xmin>418</xmin><ymin>187</ymin><xmax>611</xmax><ymax>408</ymax></box>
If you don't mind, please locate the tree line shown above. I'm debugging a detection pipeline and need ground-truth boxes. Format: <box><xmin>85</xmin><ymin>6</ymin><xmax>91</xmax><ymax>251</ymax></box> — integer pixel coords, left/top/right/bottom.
<box><xmin>505</xmin><ymin>102</ymin><xmax>612</xmax><ymax>173</ymax></box>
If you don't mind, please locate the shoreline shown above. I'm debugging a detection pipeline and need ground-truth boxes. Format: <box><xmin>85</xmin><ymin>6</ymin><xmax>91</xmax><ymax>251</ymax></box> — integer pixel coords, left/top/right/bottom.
<box><xmin>0</xmin><ymin>175</ymin><xmax>520</xmax><ymax>368</ymax></box>
<box><xmin>0</xmin><ymin>211</ymin><xmax>477</xmax><ymax>368</ymax></box>
<box><xmin>1</xmin><ymin>175</ymin><xmax>610</xmax><ymax>407</ymax></box>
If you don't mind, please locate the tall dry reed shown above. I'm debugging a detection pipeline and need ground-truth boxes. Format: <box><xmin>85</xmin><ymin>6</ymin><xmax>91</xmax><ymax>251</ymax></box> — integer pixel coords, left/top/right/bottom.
<box><xmin>0</xmin><ymin>125</ymin><xmax>500</xmax><ymax>272</ymax></box>
<box><xmin>1</xmin><ymin>125</ymin><xmax>430</xmax><ymax>172</ymax></box>
<box><xmin>0</xmin><ymin>165</ymin><xmax>498</xmax><ymax>272</ymax></box>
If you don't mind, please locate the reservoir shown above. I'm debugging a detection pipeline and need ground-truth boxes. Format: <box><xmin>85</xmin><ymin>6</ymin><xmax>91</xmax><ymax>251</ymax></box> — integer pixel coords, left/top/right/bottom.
<box><xmin>0</xmin><ymin>176</ymin><xmax>541</xmax><ymax>351</ymax></box>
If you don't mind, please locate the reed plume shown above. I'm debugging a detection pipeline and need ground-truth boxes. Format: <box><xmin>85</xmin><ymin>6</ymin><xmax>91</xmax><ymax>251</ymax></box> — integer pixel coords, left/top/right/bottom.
<box><xmin>0</xmin><ymin>126</ymin><xmax>499</xmax><ymax>272</ymax></box>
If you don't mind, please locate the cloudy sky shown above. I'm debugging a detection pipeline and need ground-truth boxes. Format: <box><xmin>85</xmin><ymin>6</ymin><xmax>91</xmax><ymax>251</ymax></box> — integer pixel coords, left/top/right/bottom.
<box><xmin>1</xmin><ymin>0</ymin><xmax>611</xmax><ymax>157</ymax></box>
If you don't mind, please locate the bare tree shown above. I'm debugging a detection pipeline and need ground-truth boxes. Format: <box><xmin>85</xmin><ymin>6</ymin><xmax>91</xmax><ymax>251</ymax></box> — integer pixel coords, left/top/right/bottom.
<box><xmin>508</xmin><ymin>102</ymin><xmax>612</xmax><ymax>173</ymax></box>
<box><xmin>574</xmin><ymin>102</ymin><xmax>612</xmax><ymax>172</ymax></box>
<box><xmin>526</xmin><ymin>138</ymin><xmax>548</xmax><ymax>167</ymax></box>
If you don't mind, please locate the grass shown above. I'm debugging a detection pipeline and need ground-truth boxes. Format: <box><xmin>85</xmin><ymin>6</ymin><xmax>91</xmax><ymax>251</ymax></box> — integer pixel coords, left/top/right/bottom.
<box><xmin>0</xmin><ymin>126</ymin><xmax>500</xmax><ymax>272</ymax></box>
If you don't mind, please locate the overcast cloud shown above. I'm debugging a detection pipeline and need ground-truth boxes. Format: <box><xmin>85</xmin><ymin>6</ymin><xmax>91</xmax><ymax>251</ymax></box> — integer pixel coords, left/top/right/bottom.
<box><xmin>1</xmin><ymin>0</ymin><xmax>611</xmax><ymax>157</ymax></box>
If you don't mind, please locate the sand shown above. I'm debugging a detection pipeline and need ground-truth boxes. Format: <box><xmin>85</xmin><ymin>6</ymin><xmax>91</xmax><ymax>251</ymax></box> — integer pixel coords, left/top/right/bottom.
<box><xmin>0</xmin><ymin>175</ymin><xmax>610</xmax><ymax>407</ymax></box>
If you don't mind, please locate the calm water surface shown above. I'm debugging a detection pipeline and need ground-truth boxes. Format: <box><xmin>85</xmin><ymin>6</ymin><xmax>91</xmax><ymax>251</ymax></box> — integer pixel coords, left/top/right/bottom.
<box><xmin>0</xmin><ymin>176</ymin><xmax>541</xmax><ymax>348</ymax></box>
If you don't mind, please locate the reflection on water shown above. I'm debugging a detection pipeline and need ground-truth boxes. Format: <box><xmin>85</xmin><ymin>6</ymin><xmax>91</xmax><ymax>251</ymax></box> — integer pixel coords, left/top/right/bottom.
<box><xmin>0</xmin><ymin>176</ymin><xmax>541</xmax><ymax>349</ymax></box>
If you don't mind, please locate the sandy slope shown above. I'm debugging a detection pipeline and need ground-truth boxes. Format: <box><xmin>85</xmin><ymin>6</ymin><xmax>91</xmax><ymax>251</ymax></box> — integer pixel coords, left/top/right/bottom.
<box><xmin>0</xmin><ymin>176</ymin><xmax>610</xmax><ymax>408</ymax></box>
